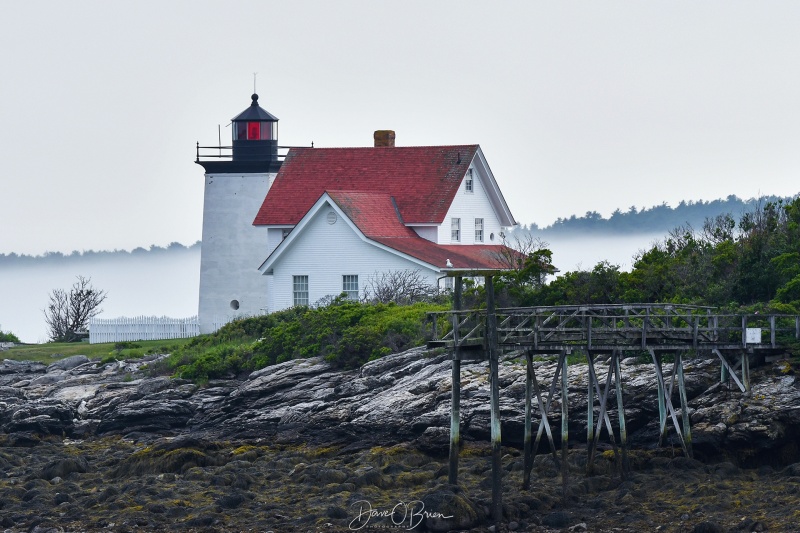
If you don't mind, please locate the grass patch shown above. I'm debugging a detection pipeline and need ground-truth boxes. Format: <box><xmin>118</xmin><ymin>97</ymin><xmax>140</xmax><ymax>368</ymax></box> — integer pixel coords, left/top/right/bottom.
<box><xmin>7</xmin><ymin>300</ymin><xmax>447</xmax><ymax>381</ymax></box>
<box><xmin>3</xmin><ymin>338</ymin><xmax>194</xmax><ymax>364</ymax></box>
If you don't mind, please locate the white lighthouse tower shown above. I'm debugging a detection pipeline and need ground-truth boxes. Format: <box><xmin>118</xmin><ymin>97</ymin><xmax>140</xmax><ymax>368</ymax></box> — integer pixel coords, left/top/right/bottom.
<box><xmin>195</xmin><ymin>94</ymin><xmax>282</xmax><ymax>333</ymax></box>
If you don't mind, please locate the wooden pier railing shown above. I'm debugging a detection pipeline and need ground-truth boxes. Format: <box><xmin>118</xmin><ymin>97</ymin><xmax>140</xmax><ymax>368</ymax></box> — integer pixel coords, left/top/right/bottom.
<box><xmin>426</xmin><ymin>293</ymin><xmax>800</xmax><ymax>529</ymax></box>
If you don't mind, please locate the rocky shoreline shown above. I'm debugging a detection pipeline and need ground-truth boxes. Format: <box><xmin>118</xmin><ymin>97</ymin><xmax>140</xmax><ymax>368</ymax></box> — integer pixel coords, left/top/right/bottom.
<box><xmin>1</xmin><ymin>349</ymin><xmax>800</xmax><ymax>532</ymax></box>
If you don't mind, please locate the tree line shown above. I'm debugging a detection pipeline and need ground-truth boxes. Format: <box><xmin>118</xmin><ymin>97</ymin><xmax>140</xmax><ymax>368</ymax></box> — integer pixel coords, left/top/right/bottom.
<box><xmin>502</xmin><ymin>196</ymin><xmax>800</xmax><ymax>314</ymax></box>
<box><xmin>522</xmin><ymin>194</ymin><xmax>791</xmax><ymax>236</ymax></box>
<box><xmin>0</xmin><ymin>241</ymin><xmax>200</xmax><ymax>268</ymax></box>
<box><xmin>4</xmin><ymin>195</ymin><xmax>795</xmax><ymax>268</ymax></box>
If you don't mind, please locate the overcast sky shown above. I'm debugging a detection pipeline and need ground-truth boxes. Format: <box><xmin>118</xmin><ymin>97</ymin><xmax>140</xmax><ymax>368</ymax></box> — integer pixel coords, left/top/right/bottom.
<box><xmin>2</xmin><ymin>1</ymin><xmax>799</xmax><ymax>256</ymax></box>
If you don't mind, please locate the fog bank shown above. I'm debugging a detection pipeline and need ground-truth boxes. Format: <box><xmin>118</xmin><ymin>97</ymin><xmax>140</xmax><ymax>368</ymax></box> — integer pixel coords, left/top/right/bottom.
<box><xmin>0</xmin><ymin>233</ymin><xmax>664</xmax><ymax>344</ymax></box>
<box><xmin>0</xmin><ymin>250</ymin><xmax>200</xmax><ymax>343</ymax></box>
<box><xmin>546</xmin><ymin>233</ymin><xmax>665</xmax><ymax>273</ymax></box>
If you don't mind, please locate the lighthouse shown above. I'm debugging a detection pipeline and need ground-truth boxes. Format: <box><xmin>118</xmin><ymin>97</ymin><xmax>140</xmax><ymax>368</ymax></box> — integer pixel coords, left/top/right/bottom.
<box><xmin>195</xmin><ymin>94</ymin><xmax>282</xmax><ymax>333</ymax></box>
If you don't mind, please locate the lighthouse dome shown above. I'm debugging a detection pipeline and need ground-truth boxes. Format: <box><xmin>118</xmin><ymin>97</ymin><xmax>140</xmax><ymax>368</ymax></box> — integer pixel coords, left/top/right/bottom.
<box><xmin>232</xmin><ymin>93</ymin><xmax>279</xmax><ymax>122</ymax></box>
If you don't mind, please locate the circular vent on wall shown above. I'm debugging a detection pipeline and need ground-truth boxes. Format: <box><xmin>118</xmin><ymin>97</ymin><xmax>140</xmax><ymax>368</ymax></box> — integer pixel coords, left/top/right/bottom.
<box><xmin>230</xmin><ymin>300</ymin><xmax>240</xmax><ymax>310</ymax></box>
<box><xmin>327</xmin><ymin>211</ymin><xmax>338</xmax><ymax>224</ymax></box>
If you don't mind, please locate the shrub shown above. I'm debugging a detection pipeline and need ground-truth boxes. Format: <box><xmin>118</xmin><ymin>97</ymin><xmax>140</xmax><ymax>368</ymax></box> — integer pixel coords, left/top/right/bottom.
<box><xmin>0</xmin><ymin>329</ymin><xmax>21</xmax><ymax>343</ymax></box>
<box><xmin>159</xmin><ymin>299</ymin><xmax>448</xmax><ymax>380</ymax></box>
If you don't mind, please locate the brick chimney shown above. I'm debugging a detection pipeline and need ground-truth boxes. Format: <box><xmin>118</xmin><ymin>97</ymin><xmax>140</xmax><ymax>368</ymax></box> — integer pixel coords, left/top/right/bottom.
<box><xmin>373</xmin><ymin>130</ymin><xmax>396</xmax><ymax>147</ymax></box>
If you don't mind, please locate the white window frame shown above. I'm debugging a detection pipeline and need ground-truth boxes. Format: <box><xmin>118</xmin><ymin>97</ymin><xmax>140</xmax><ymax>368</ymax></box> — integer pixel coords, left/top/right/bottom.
<box><xmin>465</xmin><ymin>168</ymin><xmax>474</xmax><ymax>193</ymax></box>
<box><xmin>342</xmin><ymin>274</ymin><xmax>359</xmax><ymax>300</ymax></box>
<box><xmin>475</xmin><ymin>218</ymin><xmax>484</xmax><ymax>242</ymax></box>
<box><xmin>293</xmin><ymin>275</ymin><xmax>309</xmax><ymax>306</ymax></box>
<box><xmin>451</xmin><ymin>217</ymin><xmax>461</xmax><ymax>242</ymax></box>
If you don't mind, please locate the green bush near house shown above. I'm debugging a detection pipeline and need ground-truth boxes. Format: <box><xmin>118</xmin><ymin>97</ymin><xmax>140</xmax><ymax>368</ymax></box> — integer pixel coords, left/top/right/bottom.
<box><xmin>160</xmin><ymin>298</ymin><xmax>448</xmax><ymax>381</ymax></box>
<box><xmin>0</xmin><ymin>329</ymin><xmax>21</xmax><ymax>343</ymax></box>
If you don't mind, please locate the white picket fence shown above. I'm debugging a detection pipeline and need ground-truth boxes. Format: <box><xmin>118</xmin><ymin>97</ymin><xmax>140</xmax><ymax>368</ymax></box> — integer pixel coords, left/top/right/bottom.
<box><xmin>89</xmin><ymin>315</ymin><xmax>200</xmax><ymax>344</ymax></box>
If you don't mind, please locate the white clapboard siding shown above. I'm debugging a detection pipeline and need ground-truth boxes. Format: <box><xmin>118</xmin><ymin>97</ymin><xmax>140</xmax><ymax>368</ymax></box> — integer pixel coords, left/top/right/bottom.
<box><xmin>439</xmin><ymin>159</ymin><xmax>506</xmax><ymax>245</ymax></box>
<box><xmin>88</xmin><ymin>316</ymin><xmax>201</xmax><ymax>344</ymax></box>
<box><xmin>267</xmin><ymin>201</ymin><xmax>439</xmax><ymax>312</ymax></box>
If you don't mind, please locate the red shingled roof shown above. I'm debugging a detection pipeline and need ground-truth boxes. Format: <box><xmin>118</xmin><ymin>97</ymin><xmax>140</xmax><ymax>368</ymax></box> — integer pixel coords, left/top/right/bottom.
<box><xmin>253</xmin><ymin>145</ymin><xmax>478</xmax><ymax>226</ymax></box>
<box><xmin>325</xmin><ymin>191</ymin><xmax>511</xmax><ymax>271</ymax></box>
<box><xmin>327</xmin><ymin>190</ymin><xmax>417</xmax><ymax>239</ymax></box>
<box><xmin>374</xmin><ymin>239</ymin><xmax>513</xmax><ymax>270</ymax></box>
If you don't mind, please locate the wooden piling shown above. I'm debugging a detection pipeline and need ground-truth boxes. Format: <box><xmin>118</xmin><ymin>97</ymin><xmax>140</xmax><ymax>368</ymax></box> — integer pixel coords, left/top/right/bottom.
<box><xmin>486</xmin><ymin>276</ymin><xmax>502</xmax><ymax>528</ymax></box>
<box><xmin>676</xmin><ymin>351</ymin><xmax>693</xmax><ymax>458</ymax></box>
<box><xmin>721</xmin><ymin>353</ymin><xmax>729</xmax><ymax>384</ymax></box>
<box><xmin>743</xmin><ymin>350</ymin><xmax>751</xmax><ymax>392</ymax></box>
<box><xmin>742</xmin><ymin>315</ymin><xmax>748</xmax><ymax>347</ymax></box>
<box><xmin>448</xmin><ymin>277</ymin><xmax>462</xmax><ymax>485</ymax></box>
<box><xmin>650</xmin><ymin>349</ymin><xmax>667</xmax><ymax>446</ymax></box>
<box><xmin>523</xmin><ymin>350</ymin><xmax>533</xmax><ymax>489</ymax></box>
<box><xmin>771</xmin><ymin>315</ymin><xmax>776</xmax><ymax>348</ymax></box>
<box><xmin>586</xmin><ymin>351</ymin><xmax>595</xmax><ymax>468</ymax></box>
<box><xmin>613</xmin><ymin>350</ymin><xmax>629</xmax><ymax>474</ymax></box>
<box><xmin>560</xmin><ymin>351</ymin><xmax>569</xmax><ymax>497</ymax></box>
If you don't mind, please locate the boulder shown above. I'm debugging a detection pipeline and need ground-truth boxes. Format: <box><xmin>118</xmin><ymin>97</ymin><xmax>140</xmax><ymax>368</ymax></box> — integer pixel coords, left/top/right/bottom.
<box><xmin>46</xmin><ymin>355</ymin><xmax>89</xmax><ymax>373</ymax></box>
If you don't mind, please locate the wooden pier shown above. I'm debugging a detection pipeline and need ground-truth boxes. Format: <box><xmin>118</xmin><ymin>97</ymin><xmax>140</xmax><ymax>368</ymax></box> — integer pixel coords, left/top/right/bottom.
<box><xmin>427</xmin><ymin>275</ymin><xmax>800</xmax><ymax>528</ymax></box>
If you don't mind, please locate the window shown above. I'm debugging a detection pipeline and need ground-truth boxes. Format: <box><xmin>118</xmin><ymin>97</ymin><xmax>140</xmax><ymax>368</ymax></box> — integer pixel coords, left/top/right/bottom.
<box><xmin>247</xmin><ymin>122</ymin><xmax>261</xmax><ymax>140</ymax></box>
<box><xmin>235</xmin><ymin>122</ymin><xmax>247</xmax><ymax>141</ymax></box>
<box><xmin>234</xmin><ymin>121</ymin><xmax>274</xmax><ymax>140</ymax></box>
<box><xmin>451</xmin><ymin>218</ymin><xmax>460</xmax><ymax>242</ymax></box>
<box><xmin>342</xmin><ymin>275</ymin><xmax>359</xmax><ymax>300</ymax></box>
<box><xmin>293</xmin><ymin>275</ymin><xmax>309</xmax><ymax>306</ymax></box>
<box><xmin>465</xmin><ymin>168</ymin><xmax>474</xmax><ymax>193</ymax></box>
<box><xmin>475</xmin><ymin>218</ymin><xmax>484</xmax><ymax>242</ymax></box>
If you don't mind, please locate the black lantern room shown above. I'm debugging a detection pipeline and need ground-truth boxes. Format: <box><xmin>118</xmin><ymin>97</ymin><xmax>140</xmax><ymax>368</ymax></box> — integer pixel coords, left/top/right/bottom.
<box><xmin>196</xmin><ymin>93</ymin><xmax>282</xmax><ymax>173</ymax></box>
<box><xmin>231</xmin><ymin>93</ymin><xmax>279</xmax><ymax>162</ymax></box>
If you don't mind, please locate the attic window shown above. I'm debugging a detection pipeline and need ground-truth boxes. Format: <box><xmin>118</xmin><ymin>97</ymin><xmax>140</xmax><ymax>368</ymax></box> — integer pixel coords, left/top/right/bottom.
<box><xmin>465</xmin><ymin>168</ymin><xmax>474</xmax><ymax>193</ymax></box>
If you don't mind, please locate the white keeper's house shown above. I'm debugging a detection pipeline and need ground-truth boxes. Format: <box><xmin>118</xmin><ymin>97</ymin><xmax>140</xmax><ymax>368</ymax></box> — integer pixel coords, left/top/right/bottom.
<box><xmin>195</xmin><ymin>94</ymin><xmax>518</xmax><ymax>333</ymax></box>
